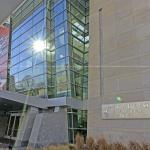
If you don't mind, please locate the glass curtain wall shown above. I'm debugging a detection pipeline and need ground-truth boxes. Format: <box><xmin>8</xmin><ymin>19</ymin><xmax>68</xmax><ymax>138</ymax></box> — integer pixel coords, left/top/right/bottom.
<box><xmin>67</xmin><ymin>0</ymin><xmax>89</xmax><ymax>100</ymax></box>
<box><xmin>46</xmin><ymin>0</ymin><xmax>69</xmax><ymax>98</ymax></box>
<box><xmin>9</xmin><ymin>0</ymin><xmax>47</xmax><ymax>97</ymax></box>
<box><xmin>9</xmin><ymin>0</ymin><xmax>89</xmax><ymax>100</ymax></box>
<box><xmin>46</xmin><ymin>0</ymin><xmax>89</xmax><ymax>100</ymax></box>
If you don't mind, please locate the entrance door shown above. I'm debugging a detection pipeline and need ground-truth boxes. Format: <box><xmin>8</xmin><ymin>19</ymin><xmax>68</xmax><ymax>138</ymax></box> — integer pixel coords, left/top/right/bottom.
<box><xmin>5</xmin><ymin>112</ymin><xmax>23</xmax><ymax>139</ymax></box>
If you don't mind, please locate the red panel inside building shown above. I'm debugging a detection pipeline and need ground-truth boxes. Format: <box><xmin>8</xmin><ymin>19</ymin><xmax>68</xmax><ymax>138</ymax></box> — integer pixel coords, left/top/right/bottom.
<box><xmin>0</xmin><ymin>25</ymin><xmax>9</xmax><ymax>90</ymax></box>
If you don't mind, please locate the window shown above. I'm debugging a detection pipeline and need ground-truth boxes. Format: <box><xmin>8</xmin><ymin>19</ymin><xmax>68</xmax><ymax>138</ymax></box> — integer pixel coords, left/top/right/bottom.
<box><xmin>56</xmin><ymin>71</ymin><xmax>67</xmax><ymax>84</ymax></box>
<box><xmin>32</xmin><ymin>75</ymin><xmax>45</xmax><ymax>88</ymax></box>
<box><xmin>55</xmin><ymin>34</ymin><xmax>65</xmax><ymax>48</ymax></box>
<box><xmin>52</xmin><ymin>1</ymin><xmax>64</xmax><ymax>17</ymax></box>
<box><xmin>5</xmin><ymin>114</ymin><xmax>22</xmax><ymax>138</ymax></box>
<box><xmin>33</xmin><ymin>63</ymin><xmax>45</xmax><ymax>77</ymax></box>
<box><xmin>33</xmin><ymin>19</ymin><xmax>44</xmax><ymax>34</ymax></box>
<box><xmin>55</xmin><ymin>22</ymin><xmax>66</xmax><ymax>37</ymax></box>
<box><xmin>10</xmin><ymin>65</ymin><xmax>19</xmax><ymax>75</ymax></box>
<box><xmin>19</xmin><ymin>57</ymin><xmax>32</xmax><ymax>72</ymax></box>
<box><xmin>21</xmin><ymin>28</ymin><xmax>32</xmax><ymax>41</ymax></box>
<box><xmin>33</xmin><ymin>51</ymin><xmax>45</xmax><ymax>65</ymax></box>
<box><xmin>56</xmin><ymin>58</ymin><xmax>66</xmax><ymax>72</ymax></box>
<box><xmin>56</xmin><ymin>45</ymin><xmax>66</xmax><ymax>60</ymax></box>
<box><xmin>11</xmin><ymin>55</ymin><xmax>19</xmax><ymax>66</ymax></box>
<box><xmin>11</xmin><ymin>38</ymin><xmax>20</xmax><ymax>49</ymax></box>
<box><xmin>20</xmin><ymin>39</ymin><xmax>32</xmax><ymax>53</ymax></box>
<box><xmin>54</xmin><ymin>13</ymin><xmax>64</xmax><ymax>26</ymax></box>
<box><xmin>21</xmin><ymin>19</ymin><xmax>32</xmax><ymax>34</ymax></box>
<box><xmin>33</xmin><ymin>10</ymin><xmax>44</xmax><ymax>25</ymax></box>
<box><xmin>56</xmin><ymin>83</ymin><xmax>68</xmax><ymax>96</ymax></box>
<box><xmin>19</xmin><ymin>68</ymin><xmax>32</xmax><ymax>82</ymax></box>
<box><xmin>20</xmin><ymin>49</ymin><xmax>32</xmax><ymax>61</ymax></box>
<box><xmin>11</xmin><ymin>46</ymin><xmax>20</xmax><ymax>57</ymax></box>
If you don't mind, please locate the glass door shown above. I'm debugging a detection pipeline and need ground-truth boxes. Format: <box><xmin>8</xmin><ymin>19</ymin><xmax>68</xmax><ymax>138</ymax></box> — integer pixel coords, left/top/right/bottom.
<box><xmin>5</xmin><ymin>113</ymin><xmax>23</xmax><ymax>139</ymax></box>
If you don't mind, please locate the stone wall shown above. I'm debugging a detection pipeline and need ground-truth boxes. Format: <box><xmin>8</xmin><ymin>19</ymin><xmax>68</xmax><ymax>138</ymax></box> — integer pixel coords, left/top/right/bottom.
<box><xmin>15</xmin><ymin>107</ymin><xmax>39</xmax><ymax>147</ymax></box>
<box><xmin>28</xmin><ymin>110</ymin><xmax>68</xmax><ymax>148</ymax></box>
<box><xmin>88</xmin><ymin>0</ymin><xmax>150</xmax><ymax>143</ymax></box>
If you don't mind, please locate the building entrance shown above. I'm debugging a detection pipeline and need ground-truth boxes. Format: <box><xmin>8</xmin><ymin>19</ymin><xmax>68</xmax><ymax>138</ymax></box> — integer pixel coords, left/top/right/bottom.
<box><xmin>5</xmin><ymin>112</ymin><xmax>23</xmax><ymax>140</ymax></box>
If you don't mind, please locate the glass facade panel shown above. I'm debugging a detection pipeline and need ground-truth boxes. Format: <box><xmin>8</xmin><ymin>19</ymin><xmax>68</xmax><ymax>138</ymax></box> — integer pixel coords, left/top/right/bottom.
<box><xmin>68</xmin><ymin>108</ymin><xmax>87</xmax><ymax>143</ymax></box>
<box><xmin>33</xmin><ymin>62</ymin><xmax>45</xmax><ymax>76</ymax></box>
<box><xmin>19</xmin><ymin>49</ymin><xmax>32</xmax><ymax>61</ymax></box>
<box><xmin>32</xmin><ymin>75</ymin><xmax>45</xmax><ymax>88</ymax></box>
<box><xmin>55</xmin><ymin>22</ymin><xmax>66</xmax><ymax>37</ymax></box>
<box><xmin>10</xmin><ymin>0</ymin><xmax>47</xmax><ymax>95</ymax></box>
<box><xmin>46</xmin><ymin>0</ymin><xmax>89</xmax><ymax>100</ymax></box>
<box><xmin>55</xmin><ymin>45</ymin><xmax>66</xmax><ymax>60</ymax></box>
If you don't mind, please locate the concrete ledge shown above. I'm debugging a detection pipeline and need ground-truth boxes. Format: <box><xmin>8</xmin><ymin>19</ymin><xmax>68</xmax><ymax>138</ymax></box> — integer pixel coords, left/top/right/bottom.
<box><xmin>0</xmin><ymin>91</ymin><xmax>49</xmax><ymax>109</ymax></box>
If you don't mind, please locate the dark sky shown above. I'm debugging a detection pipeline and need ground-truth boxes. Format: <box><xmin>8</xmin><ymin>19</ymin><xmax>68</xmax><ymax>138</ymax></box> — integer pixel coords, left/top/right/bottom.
<box><xmin>0</xmin><ymin>0</ymin><xmax>23</xmax><ymax>23</ymax></box>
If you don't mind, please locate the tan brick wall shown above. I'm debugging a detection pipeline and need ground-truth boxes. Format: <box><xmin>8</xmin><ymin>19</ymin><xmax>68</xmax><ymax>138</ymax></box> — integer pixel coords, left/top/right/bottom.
<box><xmin>88</xmin><ymin>0</ymin><xmax>150</xmax><ymax>142</ymax></box>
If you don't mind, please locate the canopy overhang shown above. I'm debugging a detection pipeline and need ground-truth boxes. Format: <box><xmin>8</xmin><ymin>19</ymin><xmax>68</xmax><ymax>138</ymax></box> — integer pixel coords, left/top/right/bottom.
<box><xmin>0</xmin><ymin>91</ymin><xmax>49</xmax><ymax>110</ymax></box>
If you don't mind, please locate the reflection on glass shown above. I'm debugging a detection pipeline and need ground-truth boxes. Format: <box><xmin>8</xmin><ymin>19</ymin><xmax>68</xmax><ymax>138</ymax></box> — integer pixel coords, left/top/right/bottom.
<box><xmin>56</xmin><ymin>45</ymin><xmax>66</xmax><ymax>60</ymax></box>
<box><xmin>56</xmin><ymin>59</ymin><xmax>66</xmax><ymax>72</ymax></box>
<box><xmin>10</xmin><ymin>0</ymin><xmax>89</xmax><ymax>101</ymax></box>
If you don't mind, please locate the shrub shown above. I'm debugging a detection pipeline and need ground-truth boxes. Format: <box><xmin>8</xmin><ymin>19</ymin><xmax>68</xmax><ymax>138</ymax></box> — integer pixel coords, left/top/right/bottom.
<box><xmin>142</xmin><ymin>143</ymin><xmax>150</xmax><ymax>150</ymax></box>
<box><xmin>128</xmin><ymin>141</ymin><xmax>143</xmax><ymax>150</ymax></box>
<box><xmin>96</xmin><ymin>138</ymin><xmax>109</xmax><ymax>150</ymax></box>
<box><xmin>75</xmin><ymin>133</ymin><xmax>84</xmax><ymax>150</ymax></box>
<box><xmin>26</xmin><ymin>136</ymin><xmax>150</xmax><ymax>150</ymax></box>
<box><xmin>110</xmin><ymin>142</ymin><xmax>127</xmax><ymax>150</ymax></box>
<box><xmin>42</xmin><ymin>145</ymin><xmax>69</xmax><ymax>150</ymax></box>
<box><xmin>86</xmin><ymin>137</ymin><xmax>95</xmax><ymax>150</ymax></box>
<box><xmin>69</xmin><ymin>144</ymin><xmax>76</xmax><ymax>150</ymax></box>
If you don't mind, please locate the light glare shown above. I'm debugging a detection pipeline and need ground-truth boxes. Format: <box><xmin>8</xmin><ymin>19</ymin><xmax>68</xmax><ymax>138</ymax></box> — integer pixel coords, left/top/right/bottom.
<box><xmin>33</xmin><ymin>40</ymin><xmax>46</xmax><ymax>52</ymax></box>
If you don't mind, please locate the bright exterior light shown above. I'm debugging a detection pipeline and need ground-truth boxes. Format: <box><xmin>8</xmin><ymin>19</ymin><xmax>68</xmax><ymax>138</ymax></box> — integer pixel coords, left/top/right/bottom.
<box><xmin>116</xmin><ymin>96</ymin><xmax>122</xmax><ymax>103</ymax></box>
<box><xmin>33</xmin><ymin>40</ymin><xmax>46</xmax><ymax>52</ymax></box>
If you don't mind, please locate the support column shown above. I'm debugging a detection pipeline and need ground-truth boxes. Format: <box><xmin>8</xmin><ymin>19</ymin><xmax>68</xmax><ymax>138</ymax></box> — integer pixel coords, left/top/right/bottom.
<box><xmin>28</xmin><ymin>110</ymin><xmax>68</xmax><ymax>148</ymax></box>
<box><xmin>14</xmin><ymin>107</ymin><xmax>39</xmax><ymax>148</ymax></box>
